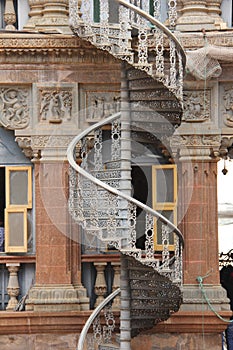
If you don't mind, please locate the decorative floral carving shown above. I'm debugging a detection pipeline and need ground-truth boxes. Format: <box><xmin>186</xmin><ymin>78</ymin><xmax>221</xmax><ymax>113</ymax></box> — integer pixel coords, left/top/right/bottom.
<box><xmin>0</xmin><ymin>88</ymin><xmax>29</xmax><ymax>129</ymax></box>
<box><xmin>183</xmin><ymin>90</ymin><xmax>210</xmax><ymax>122</ymax></box>
<box><xmin>39</xmin><ymin>89</ymin><xmax>72</xmax><ymax>123</ymax></box>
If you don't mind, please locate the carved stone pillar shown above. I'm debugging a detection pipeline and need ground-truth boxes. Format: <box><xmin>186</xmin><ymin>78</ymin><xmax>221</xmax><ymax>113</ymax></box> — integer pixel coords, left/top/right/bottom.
<box><xmin>94</xmin><ymin>262</ymin><xmax>107</xmax><ymax>307</ymax></box>
<box><xmin>112</xmin><ymin>262</ymin><xmax>120</xmax><ymax>310</ymax></box>
<box><xmin>171</xmin><ymin>125</ymin><xmax>230</xmax><ymax>315</ymax></box>
<box><xmin>40</xmin><ymin>0</ymin><xmax>70</xmax><ymax>33</ymax></box>
<box><xmin>23</xmin><ymin>0</ymin><xmax>43</xmax><ymax>30</ymax></box>
<box><xmin>176</xmin><ymin>0</ymin><xmax>215</xmax><ymax>31</ymax></box>
<box><xmin>4</xmin><ymin>0</ymin><xmax>17</xmax><ymax>30</ymax></box>
<box><xmin>25</xmin><ymin>0</ymin><xmax>70</xmax><ymax>33</ymax></box>
<box><xmin>207</xmin><ymin>0</ymin><xmax>226</xmax><ymax>28</ymax></box>
<box><xmin>6</xmin><ymin>263</ymin><xmax>20</xmax><ymax>311</ymax></box>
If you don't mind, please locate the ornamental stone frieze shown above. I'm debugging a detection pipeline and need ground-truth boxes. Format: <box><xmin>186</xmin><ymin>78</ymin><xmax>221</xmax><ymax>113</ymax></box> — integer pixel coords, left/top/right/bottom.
<box><xmin>183</xmin><ymin>90</ymin><xmax>210</xmax><ymax>122</ymax></box>
<box><xmin>171</xmin><ymin>129</ymin><xmax>221</xmax><ymax>160</ymax></box>
<box><xmin>0</xmin><ymin>87</ymin><xmax>30</xmax><ymax>129</ymax></box>
<box><xmin>0</xmin><ymin>35</ymin><xmax>120</xmax><ymax>65</ymax></box>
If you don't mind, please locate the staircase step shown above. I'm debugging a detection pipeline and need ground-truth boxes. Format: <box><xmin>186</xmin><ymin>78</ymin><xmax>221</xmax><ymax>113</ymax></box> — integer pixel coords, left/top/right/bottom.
<box><xmin>99</xmin><ymin>344</ymin><xmax>119</xmax><ymax>350</ymax></box>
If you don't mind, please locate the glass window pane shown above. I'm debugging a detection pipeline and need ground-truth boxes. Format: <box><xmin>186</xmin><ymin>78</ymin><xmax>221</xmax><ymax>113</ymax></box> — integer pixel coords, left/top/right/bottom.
<box><xmin>10</xmin><ymin>170</ymin><xmax>28</xmax><ymax>205</ymax></box>
<box><xmin>8</xmin><ymin>212</ymin><xmax>25</xmax><ymax>246</ymax></box>
<box><xmin>156</xmin><ymin>168</ymin><xmax>174</xmax><ymax>203</ymax></box>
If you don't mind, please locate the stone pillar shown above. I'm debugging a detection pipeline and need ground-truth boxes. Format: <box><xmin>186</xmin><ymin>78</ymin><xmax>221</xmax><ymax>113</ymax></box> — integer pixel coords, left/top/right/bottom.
<box><xmin>112</xmin><ymin>262</ymin><xmax>121</xmax><ymax>310</ymax></box>
<box><xmin>6</xmin><ymin>263</ymin><xmax>20</xmax><ymax>311</ymax></box>
<box><xmin>176</xmin><ymin>0</ymin><xmax>216</xmax><ymax>31</ymax></box>
<box><xmin>94</xmin><ymin>262</ymin><xmax>107</xmax><ymax>307</ymax></box>
<box><xmin>26</xmin><ymin>162</ymin><xmax>81</xmax><ymax>311</ymax></box>
<box><xmin>171</xmin><ymin>123</ymin><xmax>230</xmax><ymax>317</ymax></box>
<box><xmin>4</xmin><ymin>0</ymin><xmax>16</xmax><ymax>30</ymax></box>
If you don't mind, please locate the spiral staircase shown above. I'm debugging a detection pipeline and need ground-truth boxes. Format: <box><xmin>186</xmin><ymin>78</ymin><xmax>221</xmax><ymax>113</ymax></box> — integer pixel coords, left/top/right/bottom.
<box><xmin>68</xmin><ymin>1</ymin><xmax>186</xmax><ymax>349</ymax></box>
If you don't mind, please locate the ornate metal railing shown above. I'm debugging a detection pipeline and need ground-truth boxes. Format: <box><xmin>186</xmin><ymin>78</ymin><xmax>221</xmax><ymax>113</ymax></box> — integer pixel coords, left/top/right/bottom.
<box><xmin>69</xmin><ymin>0</ymin><xmax>186</xmax><ymax>103</ymax></box>
<box><xmin>77</xmin><ymin>288</ymin><xmax>120</xmax><ymax>350</ymax></box>
<box><xmin>67</xmin><ymin>112</ymin><xmax>184</xmax><ymax>285</ymax></box>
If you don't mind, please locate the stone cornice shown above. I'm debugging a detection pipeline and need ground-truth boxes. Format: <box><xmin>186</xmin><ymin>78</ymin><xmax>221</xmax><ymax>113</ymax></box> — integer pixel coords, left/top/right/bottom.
<box><xmin>178</xmin><ymin>30</ymin><xmax>233</xmax><ymax>49</ymax></box>
<box><xmin>0</xmin><ymin>33</ymin><xmax>120</xmax><ymax>64</ymax></box>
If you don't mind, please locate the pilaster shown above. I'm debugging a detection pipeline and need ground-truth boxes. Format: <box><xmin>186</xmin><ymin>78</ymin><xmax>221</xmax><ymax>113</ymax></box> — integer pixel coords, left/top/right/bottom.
<box><xmin>171</xmin><ymin>121</ymin><xmax>231</xmax><ymax>321</ymax></box>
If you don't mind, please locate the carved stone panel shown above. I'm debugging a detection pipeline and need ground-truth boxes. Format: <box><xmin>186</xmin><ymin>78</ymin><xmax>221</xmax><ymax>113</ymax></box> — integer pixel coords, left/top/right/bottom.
<box><xmin>79</xmin><ymin>84</ymin><xmax>120</xmax><ymax>125</ymax></box>
<box><xmin>34</xmin><ymin>83</ymin><xmax>78</xmax><ymax>127</ymax></box>
<box><xmin>221</xmin><ymin>84</ymin><xmax>233</xmax><ymax>128</ymax></box>
<box><xmin>183</xmin><ymin>90</ymin><xmax>210</xmax><ymax>122</ymax></box>
<box><xmin>0</xmin><ymin>87</ymin><xmax>30</xmax><ymax>129</ymax></box>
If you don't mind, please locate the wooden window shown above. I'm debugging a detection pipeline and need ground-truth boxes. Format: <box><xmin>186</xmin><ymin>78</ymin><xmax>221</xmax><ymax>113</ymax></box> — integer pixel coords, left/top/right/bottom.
<box><xmin>152</xmin><ymin>164</ymin><xmax>177</xmax><ymax>250</ymax></box>
<box><xmin>4</xmin><ymin>208</ymin><xmax>27</xmax><ymax>253</ymax></box>
<box><xmin>4</xmin><ymin>166</ymin><xmax>32</xmax><ymax>253</ymax></box>
<box><xmin>6</xmin><ymin>166</ymin><xmax>32</xmax><ymax>209</ymax></box>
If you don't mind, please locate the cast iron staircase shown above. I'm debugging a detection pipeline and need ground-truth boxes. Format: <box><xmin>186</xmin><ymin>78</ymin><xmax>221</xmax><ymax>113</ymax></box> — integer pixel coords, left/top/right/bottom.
<box><xmin>68</xmin><ymin>0</ymin><xmax>185</xmax><ymax>349</ymax></box>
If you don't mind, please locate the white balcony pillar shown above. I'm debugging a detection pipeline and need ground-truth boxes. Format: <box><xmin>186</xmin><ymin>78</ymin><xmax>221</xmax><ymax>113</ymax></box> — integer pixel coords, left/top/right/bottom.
<box><xmin>94</xmin><ymin>262</ymin><xmax>107</xmax><ymax>307</ymax></box>
<box><xmin>6</xmin><ymin>263</ymin><xmax>20</xmax><ymax>311</ymax></box>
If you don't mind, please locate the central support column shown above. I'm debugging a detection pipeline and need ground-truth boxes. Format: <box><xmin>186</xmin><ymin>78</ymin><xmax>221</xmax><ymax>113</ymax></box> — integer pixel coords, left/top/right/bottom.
<box><xmin>120</xmin><ymin>62</ymin><xmax>132</xmax><ymax>350</ymax></box>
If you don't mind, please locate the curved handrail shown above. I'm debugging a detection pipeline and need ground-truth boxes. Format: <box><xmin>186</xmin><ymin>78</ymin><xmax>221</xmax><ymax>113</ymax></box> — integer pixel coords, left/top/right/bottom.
<box><xmin>117</xmin><ymin>0</ymin><xmax>186</xmax><ymax>68</ymax></box>
<box><xmin>67</xmin><ymin>112</ymin><xmax>184</xmax><ymax>248</ymax></box>
<box><xmin>77</xmin><ymin>288</ymin><xmax>121</xmax><ymax>350</ymax></box>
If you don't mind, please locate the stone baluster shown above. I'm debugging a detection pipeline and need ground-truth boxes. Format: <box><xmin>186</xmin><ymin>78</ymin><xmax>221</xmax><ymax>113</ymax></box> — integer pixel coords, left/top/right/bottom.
<box><xmin>4</xmin><ymin>0</ymin><xmax>17</xmax><ymax>30</ymax></box>
<box><xmin>6</xmin><ymin>263</ymin><xmax>20</xmax><ymax>311</ymax></box>
<box><xmin>112</xmin><ymin>262</ymin><xmax>121</xmax><ymax>310</ymax></box>
<box><xmin>94</xmin><ymin>262</ymin><xmax>107</xmax><ymax>307</ymax></box>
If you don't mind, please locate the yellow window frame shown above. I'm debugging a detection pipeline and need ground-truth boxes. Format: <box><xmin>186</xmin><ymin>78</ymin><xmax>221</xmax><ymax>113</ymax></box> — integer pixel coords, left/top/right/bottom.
<box><xmin>5</xmin><ymin>166</ymin><xmax>32</xmax><ymax>209</ymax></box>
<box><xmin>4</xmin><ymin>207</ymin><xmax>27</xmax><ymax>253</ymax></box>
<box><xmin>152</xmin><ymin>165</ymin><xmax>177</xmax><ymax>251</ymax></box>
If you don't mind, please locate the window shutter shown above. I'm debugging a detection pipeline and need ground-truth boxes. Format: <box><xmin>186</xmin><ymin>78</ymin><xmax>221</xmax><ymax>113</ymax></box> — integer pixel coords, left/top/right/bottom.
<box><xmin>152</xmin><ymin>164</ymin><xmax>177</xmax><ymax>250</ymax></box>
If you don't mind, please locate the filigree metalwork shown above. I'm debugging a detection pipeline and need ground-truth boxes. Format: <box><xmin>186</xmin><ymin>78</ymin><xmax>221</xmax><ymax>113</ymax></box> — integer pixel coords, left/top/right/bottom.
<box><xmin>93</xmin><ymin>302</ymin><xmax>116</xmax><ymax>346</ymax></box>
<box><xmin>111</xmin><ymin>119</ymin><xmax>121</xmax><ymax>162</ymax></box>
<box><xmin>94</xmin><ymin>128</ymin><xmax>103</xmax><ymax>171</ymax></box>
<box><xmin>127</xmin><ymin>202</ymin><xmax>137</xmax><ymax>250</ymax></box>
<box><xmin>168</xmin><ymin>0</ymin><xmax>177</xmax><ymax>28</ymax></box>
<box><xmin>161</xmin><ymin>224</ymin><xmax>170</xmax><ymax>270</ymax></box>
<box><xmin>145</xmin><ymin>213</ymin><xmax>154</xmax><ymax>260</ymax></box>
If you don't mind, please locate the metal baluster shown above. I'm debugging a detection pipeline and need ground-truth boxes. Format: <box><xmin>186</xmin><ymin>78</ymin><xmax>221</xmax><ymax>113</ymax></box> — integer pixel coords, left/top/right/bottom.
<box><xmin>94</xmin><ymin>128</ymin><xmax>103</xmax><ymax>171</ymax></box>
<box><xmin>169</xmin><ymin>38</ymin><xmax>177</xmax><ymax>91</ymax></box>
<box><xmin>99</xmin><ymin>0</ymin><xmax>110</xmax><ymax>47</ymax></box>
<box><xmin>161</xmin><ymin>223</ymin><xmax>170</xmax><ymax>270</ymax></box>
<box><xmin>145</xmin><ymin>213</ymin><xmax>154</xmax><ymax>260</ymax></box>
<box><xmin>111</xmin><ymin>119</ymin><xmax>121</xmax><ymax>164</ymax></box>
<box><xmin>168</xmin><ymin>0</ymin><xmax>177</xmax><ymax>29</ymax></box>
<box><xmin>127</xmin><ymin>202</ymin><xmax>137</xmax><ymax>250</ymax></box>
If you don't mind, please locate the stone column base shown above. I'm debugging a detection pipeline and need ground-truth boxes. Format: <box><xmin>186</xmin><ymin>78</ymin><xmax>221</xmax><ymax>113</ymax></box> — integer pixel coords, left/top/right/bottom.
<box><xmin>25</xmin><ymin>284</ymin><xmax>85</xmax><ymax>312</ymax></box>
<box><xmin>181</xmin><ymin>284</ymin><xmax>230</xmax><ymax>312</ymax></box>
<box><xmin>73</xmin><ymin>283</ymin><xmax>90</xmax><ymax>311</ymax></box>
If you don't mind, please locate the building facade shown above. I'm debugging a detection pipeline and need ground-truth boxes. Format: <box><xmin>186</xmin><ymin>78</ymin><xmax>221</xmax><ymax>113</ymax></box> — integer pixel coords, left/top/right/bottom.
<box><xmin>0</xmin><ymin>0</ymin><xmax>232</xmax><ymax>349</ymax></box>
